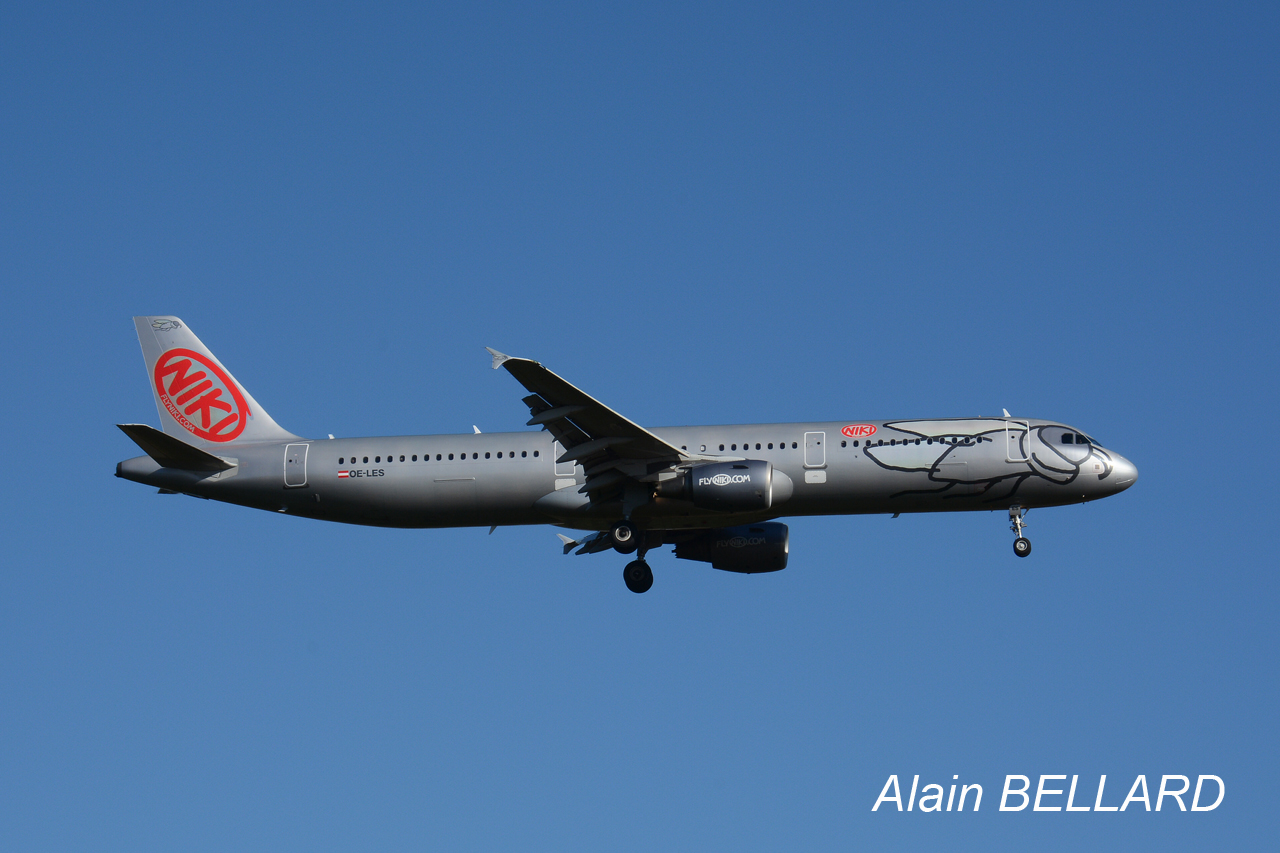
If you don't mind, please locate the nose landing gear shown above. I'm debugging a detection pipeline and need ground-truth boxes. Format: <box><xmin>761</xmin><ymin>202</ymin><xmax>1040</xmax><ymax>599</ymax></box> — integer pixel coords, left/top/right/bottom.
<box><xmin>1009</xmin><ymin>505</ymin><xmax>1031</xmax><ymax>557</ymax></box>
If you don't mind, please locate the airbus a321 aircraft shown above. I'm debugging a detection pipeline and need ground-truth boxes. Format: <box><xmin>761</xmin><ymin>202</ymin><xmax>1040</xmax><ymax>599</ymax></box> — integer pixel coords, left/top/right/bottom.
<box><xmin>117</xmin><ymin>317</ymin><xmax>1138</xmax><ymax>592</ymax></box>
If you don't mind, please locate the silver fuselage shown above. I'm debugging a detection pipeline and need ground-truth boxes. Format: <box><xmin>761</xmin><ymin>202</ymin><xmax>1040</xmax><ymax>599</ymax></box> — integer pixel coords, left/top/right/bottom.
<box><xmin>117</xmin><ymin>417</ymin><xmax>1138</xmax><ymax>532</ymax></box>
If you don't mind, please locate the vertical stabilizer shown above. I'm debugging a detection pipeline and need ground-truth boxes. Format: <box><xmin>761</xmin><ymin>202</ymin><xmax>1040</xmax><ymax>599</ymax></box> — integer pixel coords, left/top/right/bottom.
<box><xmin>133</xmin><ymin>316</ymin><xmax>299</xmax><ymax>445</ymax></box>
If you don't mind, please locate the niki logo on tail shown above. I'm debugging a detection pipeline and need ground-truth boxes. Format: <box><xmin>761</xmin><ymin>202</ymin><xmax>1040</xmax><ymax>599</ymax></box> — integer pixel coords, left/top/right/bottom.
<box><xmin>153</xmin><ymin>349</ymin><xmax>249</xmax><ymax>442</ymax></box>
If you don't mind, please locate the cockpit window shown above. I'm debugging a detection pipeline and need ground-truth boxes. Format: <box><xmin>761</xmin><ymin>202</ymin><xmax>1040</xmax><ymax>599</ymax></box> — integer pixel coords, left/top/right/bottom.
<box><xmin>1062</xmin><ymin>433</ymin><xmax>1075</xmax><ymax>444</ymax></box>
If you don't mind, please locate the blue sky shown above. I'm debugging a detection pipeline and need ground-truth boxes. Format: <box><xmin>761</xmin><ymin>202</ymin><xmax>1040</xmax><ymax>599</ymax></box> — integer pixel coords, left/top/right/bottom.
<box><xmin>1</xmin><ymin>2</ymin><xmax>1276</xmax><ymax>849</ymax></box>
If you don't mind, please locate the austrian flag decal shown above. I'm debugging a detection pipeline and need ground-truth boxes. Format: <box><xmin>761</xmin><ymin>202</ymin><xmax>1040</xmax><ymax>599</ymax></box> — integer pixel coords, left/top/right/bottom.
<box><xmin>338</xmin><ymin>471</ymin><xmax>349</xmax><ymax>478</ymax></box>
<box><xmin>154</xmin><ymin>348</ymin><xmax>249</xmax><ymax>442</ymax></box>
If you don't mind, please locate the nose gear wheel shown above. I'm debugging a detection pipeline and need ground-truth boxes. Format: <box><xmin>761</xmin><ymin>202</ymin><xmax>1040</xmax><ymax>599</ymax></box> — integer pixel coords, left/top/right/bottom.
<box><xmin>1009</xmin><ymin>505</ymin><xmax>1031</xmax><ymax>557</ymax></box>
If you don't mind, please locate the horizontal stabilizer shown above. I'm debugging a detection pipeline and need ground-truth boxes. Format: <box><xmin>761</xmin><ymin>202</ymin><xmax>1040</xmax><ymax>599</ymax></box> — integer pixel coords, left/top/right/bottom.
<box><xmin>117</xmin><ymin>423</ymin><xmax>235</xmax><ymax>471</ymax></box>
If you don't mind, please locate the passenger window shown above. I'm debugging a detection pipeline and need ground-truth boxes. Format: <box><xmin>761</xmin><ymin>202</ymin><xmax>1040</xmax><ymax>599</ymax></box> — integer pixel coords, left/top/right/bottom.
<box><xmin>522</xmin><ymin>451</ymin><xmax>527</xmax><ymax>457</ymax></box>
<box><xmin>700</xmin><ymin>445</ymin><xmax>706</xmax><ymax>452</ymax></box>
<box><xmin>853</xmin><ymin>440</ymin><xmax>859</xmax><ymax>447</ymax></box>
<box><xmin>791</xmin><ymin>442</ymin><xmax>797</xmax><ymax>449</ymax></box>
<box><xmin>719</xmin><ymin>444</ymin><xmax>725</xmax><ymax>451</ymax></box>
<box><xmin>768</xmin><ymin>443</ymin><xmax>773</xmax><ymax>449</ymax></box>
<box><xmin>473</xmin><ymin>453</ymin><xmax>478</xmax><ymax>459</ymax></box>
<box><xmin>339</xmin><ymin>457</ymin><xmax>344</xmax><ymax>464</ymax></box>
<box><xmin>448</xmin><ymin>453</ymin><xmax>454</xmax><ymax>460</ymax></box>
<box><xmin>436</xmin><ymin>454</ymin><xmax>442</xmax><ymax>461</ymax></box>
<box><xmin>400</xmin><ymin>455</ymin><xmax>405</xmax><ymax>461</ymax></box>
<box><xmin>533</xmin><ymin>451</ymin><xmax>539</xmax><ymax>457</ymax></box>
<box><xmin>375</xmin><ymin>456</ymin><xmax>381</xmax><ymax>463</ymax></box>
<box><xmin>363</xmin><ymin>457</ymin><xmax>369</xmax><ymax>463</ymax></box>
<box><xmin>485</xmin><ymin>452</ymin><xmax>491</xmax><ymax>459</ymax></box>
<box><xmin>840</xmin><ymin>440</ymin><xmax>846</xmax><ymax>447</ymax></box>
<box><xmin>755</xmin><ymin>443</ymin><xmax>761</xmax><ymax>450</ymax></box>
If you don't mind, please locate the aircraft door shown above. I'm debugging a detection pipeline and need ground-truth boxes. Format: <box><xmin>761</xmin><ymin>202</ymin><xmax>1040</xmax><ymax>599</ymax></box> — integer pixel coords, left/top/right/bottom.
<box><xmin>284</xmin><ymin>443</ymin><xmax>309</xmax><ymax>487</ymax></box>
<box><xmin>1004</xmin><ymin>421</ymin><xmax>1030</xmax><ymax>463</ymax></box>
<box><xmin>804</xmin><ymin>431</ymin><xmax>826</xmax><ymax>468</ymax></box>
<box><xmin>553</xmin><ymin>441</ymin><xmax>575</xmax><ymax>477</ymax></box>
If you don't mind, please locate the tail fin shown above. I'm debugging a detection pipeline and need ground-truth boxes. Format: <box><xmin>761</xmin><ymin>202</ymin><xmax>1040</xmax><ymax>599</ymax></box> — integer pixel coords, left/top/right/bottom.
<box><xmin>133</xmin><ymin>316</ymin><xmax>299</xmax><ymax>446</ymax></box>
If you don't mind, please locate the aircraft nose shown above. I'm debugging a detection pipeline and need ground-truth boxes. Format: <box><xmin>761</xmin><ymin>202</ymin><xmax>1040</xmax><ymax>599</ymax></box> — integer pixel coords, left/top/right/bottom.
<box><xmin>1110</xmin><ymin>455</ymin><xmax>1138</xmax><ymax>492</ymax></box>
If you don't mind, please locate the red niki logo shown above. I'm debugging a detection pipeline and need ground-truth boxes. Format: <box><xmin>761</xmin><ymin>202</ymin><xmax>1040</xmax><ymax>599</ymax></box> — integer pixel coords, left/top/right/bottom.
<box><xmin>842</xmin><ymin>424</ymin><xmax>877</xmax><ymax>438</ymax></box>
<box><xmin>153</xmin><ymin>348</ymin><xmax>249</xmax><ymax>442</ymax></box>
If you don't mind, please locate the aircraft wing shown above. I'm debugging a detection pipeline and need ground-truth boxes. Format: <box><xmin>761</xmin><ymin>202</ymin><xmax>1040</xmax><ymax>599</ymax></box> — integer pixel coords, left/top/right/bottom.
<box><xmin>487</xmin><ymin>348</ymin><xmax>687</xmax><ymax>496</ymax></box>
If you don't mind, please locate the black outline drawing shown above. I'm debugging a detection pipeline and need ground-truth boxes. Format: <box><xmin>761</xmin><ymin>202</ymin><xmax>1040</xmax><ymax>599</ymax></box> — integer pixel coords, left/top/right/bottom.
<box><xmin>859</xmin><ymin>419</ymin><xmax>1114</xmax><ymax>503</ymax></box>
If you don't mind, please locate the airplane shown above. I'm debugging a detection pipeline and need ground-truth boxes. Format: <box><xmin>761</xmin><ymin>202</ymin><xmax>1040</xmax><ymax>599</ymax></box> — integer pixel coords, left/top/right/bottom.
<box><xmin>116</xmin><ymin>316</ymin><xmax>1138</xmax><ymax>593</ymax></box>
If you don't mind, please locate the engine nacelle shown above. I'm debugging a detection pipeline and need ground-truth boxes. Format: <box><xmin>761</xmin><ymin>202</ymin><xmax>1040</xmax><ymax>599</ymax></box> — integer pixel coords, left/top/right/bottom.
<box><xmin>658</xmin><ymin>459</ymin><xmax>775</xmax><ymax>512</ymax></box>
<box><xmin>674</xmin><ymin>523</ymin><xmax>789</xmax><ymax>573</ymax></box>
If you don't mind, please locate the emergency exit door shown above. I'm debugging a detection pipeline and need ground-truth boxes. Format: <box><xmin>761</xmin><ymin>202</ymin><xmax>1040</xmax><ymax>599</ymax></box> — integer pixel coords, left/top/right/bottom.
<box><xmin>804</xmin><ymin>431</ymin><xmax>826</xmax><ymax>468</ymax></box>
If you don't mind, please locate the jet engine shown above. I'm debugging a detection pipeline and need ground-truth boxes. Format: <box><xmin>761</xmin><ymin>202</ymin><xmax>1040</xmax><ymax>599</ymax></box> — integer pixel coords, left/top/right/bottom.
<box><xmin>674</xmin><ymin>522</ymin><xmax>789</xmax><ymax>573</ymax></box>
<box><xmin>656</xmin><ymin>459</ymin><xmax>775</xmax><ymax>512</ymax></box>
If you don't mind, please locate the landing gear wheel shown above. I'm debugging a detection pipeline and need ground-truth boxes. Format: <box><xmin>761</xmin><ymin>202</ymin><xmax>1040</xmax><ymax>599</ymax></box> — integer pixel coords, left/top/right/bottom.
<box><xmin>611</xmin><ymin>520</ymin><xmax>639</xmax><ymax>555</ymax></box>
<box><xmin>1008</xmin><ymin>505</ymin><xmax>1031</xmax><ymax>558</ymax></box>
<box><xmin>623</xmin><ymin>560</ymin><xmax>653</xmax><ymax>593</ymax></box>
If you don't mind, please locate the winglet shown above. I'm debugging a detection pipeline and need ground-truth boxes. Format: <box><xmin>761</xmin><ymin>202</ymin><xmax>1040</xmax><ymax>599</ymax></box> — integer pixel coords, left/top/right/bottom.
<box><xmin>486</xmin><ymin>347</ymin><xmax>512</xmax><ymax>370</ymax></box>
<box><xmin>1002</xmin><ymin>408</ymin><xmax>1011</xmax><ymax>418</ymax></box>
<box><xmin>555</xmin><ymin>533</ymin><xmax>578</xmax><ymax>555</ymax></box>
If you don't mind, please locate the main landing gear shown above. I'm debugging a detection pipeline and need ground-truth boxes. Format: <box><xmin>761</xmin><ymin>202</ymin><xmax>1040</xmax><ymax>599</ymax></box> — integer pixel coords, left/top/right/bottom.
<box><xmin>612</xmin><ymin>520</ymin><xmax>654</xmax><ymax>593</ymax></box>
<box><xmin>623</xmin><ymin>559</ymin><xmax>653</xmax><ymax>593</ymax></box>
<box><xmin>1009</xmin><ymin>505</ymin><xmax>1031</xmax><ymax>557</ymax></box>
<box><xmin>611</xmin><ymin>520</ymin><xmax>639</xmax><ymax>554</ymax></box>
